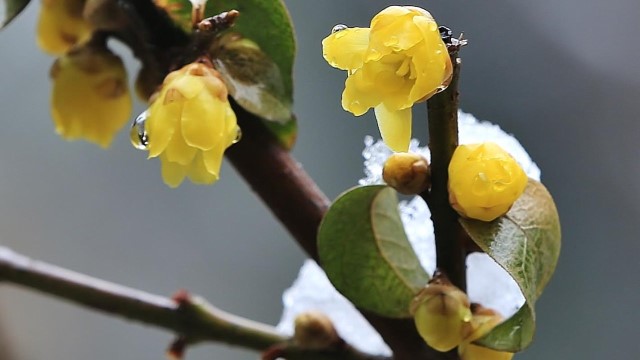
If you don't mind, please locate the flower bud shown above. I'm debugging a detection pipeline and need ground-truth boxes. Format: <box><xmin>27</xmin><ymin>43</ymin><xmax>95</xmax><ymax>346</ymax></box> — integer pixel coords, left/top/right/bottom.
<box><xmin>410</xmin><ymin>273</ymin><xmax>472</xmax><ymax>352</ymax></box>
<box><xmin>448</xmin><ymin>142</ymin><xmax>527</xmax><ymax>221</ymax></box>
<box><xmin>459</xmin><ymin>344</ymin><xmax>514</xmax><ymax>360</ymax></box>
<box><xmin>293</xmin><ymin>311</ymin><xmax>340</xmax><ymax>349</ymax></box>
<box><xmin>459</xmin><ymin>304</ymin><xmax>513</xmax><ymax>360</ymax></box>
<box><xmin>37</xmin><ymin>0</ymin><xmax>92</xmax><ymax>55</ymax></box>
<box><xmin>50</xmin><ymin>44</ymin><xmax>132</xmax><ymax>148</ymax></box>
<box><xmin>140</xmin><ymin>61</ymin><xmax>241</xmax><ymax>187</ymax></box>
<box><xmin>382</xmin><ymin>152</ymin><xmax>430</xmax><ymax>195</ymax></box>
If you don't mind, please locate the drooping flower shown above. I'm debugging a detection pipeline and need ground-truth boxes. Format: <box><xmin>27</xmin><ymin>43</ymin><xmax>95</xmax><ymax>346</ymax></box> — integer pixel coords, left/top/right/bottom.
<box><xmin>322</xmin><ymin>6</ymin><xmax>452</xmax><ymax>152</ymax></box>
<box><xmin>448</xmin><ymin>142</ymin><xmax>528</xmax><ymax>221</ymax></box>
<box><xmin>37</xmin><ymin>0</ymin><xmax>92</xmax><ymax>55</ymax></box>
<box><xmin>411</xmin><ymin>273</ymin><xmax>473</xmax><ymax>352</ymax></box>
<box><xmin>140</xmin><ymin>62</ymin><xmax>240</xmax><ymax>188</ymax></box>
<box><xmin>458</xmin><ymin>305</ymin><xmax>514</xmax><ymax>360</ymax></box>
<box><xmin>50</xmin><ymin>44</ymin><xmax>132</xmax><ymax>148</ymax></box>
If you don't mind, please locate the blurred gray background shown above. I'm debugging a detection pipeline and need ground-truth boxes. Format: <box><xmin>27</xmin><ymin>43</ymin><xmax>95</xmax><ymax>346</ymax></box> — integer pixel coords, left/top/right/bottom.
<box><xmin>1</xmin><ymin>0</ymin><xmax>639</xmax><ymax>359</ymax></box>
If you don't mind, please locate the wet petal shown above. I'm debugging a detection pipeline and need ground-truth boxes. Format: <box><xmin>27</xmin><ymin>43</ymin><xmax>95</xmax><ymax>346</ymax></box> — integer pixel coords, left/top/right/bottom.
<box><xmin>160</xmin><ymin>155</ymin><xmax>187</xmax><ymax>188</ymax></box>
<box><xmin>341</xmin><ymin>70</ymin><xmax>381</xmax><ymax>115</ymax></box>
<box><xmin>181</xmin><ymin>92</ymin><xmax>226</xmax><ymax>150</ymax></box>
<box><xmin>409</xmin><ymin>43</ymin><xmax>452</xmax><ymax>103</ymax></box>
<box><xmin>147</xmin><ymin>100</ymin><xmax>181</xmax><ymax>157</ymax></box>
<box><xmin>374</xmin><ymin>104</ymin><xmax>411</xmax><ymax>152</ymax></box>
<box><xmin>322</xmin><ymin>27</ymin><xmax>371</xmax><ymax>70</ymax></box>
<box><xmin>188</xmin><ymin>152</ymin><xmax>219</xmax><ymax>185</ymax></box>
<box><xmin>171</xmin><ymin>74</ymin><xmax>205</xmax><ymax>99</ymax></box>
<box><xmin>164</xmin><ymin>117</ymin><xmax>197</xmax><ymax>165</ymax></box>
<box><xmin>203</xmin><ymin>141</ymin><xmax>225</xmax><ymax>177</ymax></box>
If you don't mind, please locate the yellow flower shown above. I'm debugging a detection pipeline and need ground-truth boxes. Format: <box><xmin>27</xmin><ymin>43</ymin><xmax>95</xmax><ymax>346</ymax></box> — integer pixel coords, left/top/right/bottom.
<box><xmin>50</xmin><ymin>45</ymin><xmax>132</xmax><ymax>148</ymax></box>
<box><xmin>142</xmin><ymin>62</ymin><xmax>240</xmax><ymax>188</ymax></box>
<box><xmin>458</xmin><ymin>306</ymin><xmax>514</xmax><ymax>360</ymax></box>
<box><xmin>322</xmin><ymin>6</ymin><xmax>452</xmax><ymax>152</ymax></box>
<box><xmin>37</xmin><ymin>0</ymin><xmax>92</xmax><ymax>55</ymax></box>
<box><xmin>411</xmin><ymin>280</ymin><xmax>472</xmax><ymax>352</ymax></box>
<box><xmin>448</xmin><ymin>142</ymin><xmax>528</xmax><ymax>222</ymax></box>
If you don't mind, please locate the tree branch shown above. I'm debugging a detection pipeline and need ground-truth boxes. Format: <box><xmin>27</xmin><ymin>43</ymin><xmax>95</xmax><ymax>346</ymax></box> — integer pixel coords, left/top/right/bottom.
<box><xmin>0</xmin><ymin>247</ymin><xmax>381</xmax><ymax>360</ymax></box>
<box><xmin>422</xmin><ymin>54</ymin><xmax>466</xmax><ymax>292</ymax></box>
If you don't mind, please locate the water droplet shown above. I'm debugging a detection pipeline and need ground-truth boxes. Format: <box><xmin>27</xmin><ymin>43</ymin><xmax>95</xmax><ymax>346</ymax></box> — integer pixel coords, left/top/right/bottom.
<box><xmin>130</xmin><ymin>110</ymin><xmax>149</xmax><ymax>150</ymax></box>
<box><xmin>232</xmin><ymin>127</ymin><xmax>242</xmax><ymax>144</ymax></box>
<box><xmin>435</xmin><ymin>84</ymin><xmax>449</xmax><ymax>94</ymax></box>
<box><xmin>331</xmin><ymin>24</ymin><xmax>348</xmax><ymax>34</ymax></box>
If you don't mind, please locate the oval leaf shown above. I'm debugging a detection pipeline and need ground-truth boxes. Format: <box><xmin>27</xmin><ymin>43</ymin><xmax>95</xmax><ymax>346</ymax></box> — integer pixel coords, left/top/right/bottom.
<box><xmin>459</xmin><ymin>179</ymin><xmax>561</xmax><ymax>352</ymax></box>
<box><xmin>1</xmin><ymin>0</ymin><xmax>31</xmax><ymax>28</ymax></box>
<box><xmin>318</xmin><ymin>185</ymin><xmax>430</xmax><ymax>318</ymax></box>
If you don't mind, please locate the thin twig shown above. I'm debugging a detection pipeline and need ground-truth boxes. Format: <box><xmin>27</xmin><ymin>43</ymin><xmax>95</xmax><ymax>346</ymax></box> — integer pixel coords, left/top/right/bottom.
<box><xmin>0</xmin><ymin>247</ymin><xmax>381</xmax><ymax>360</ymax></box>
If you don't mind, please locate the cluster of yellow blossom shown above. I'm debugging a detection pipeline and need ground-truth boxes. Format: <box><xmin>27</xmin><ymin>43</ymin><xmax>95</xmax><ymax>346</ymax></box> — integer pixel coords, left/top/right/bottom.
<box><xmin>411</xmin><ymin>277</ymin><xmax>514</xmax><ymax>359</ymax></box>
<box><xmin>322</xmin><ymin>6</ymin><xmax>452</xmax><ymax>152</ymax></box>
<box><xmin>449</xmin><ymin>142</ymin><xmax>528</xmax><ymax>221</ymax></box>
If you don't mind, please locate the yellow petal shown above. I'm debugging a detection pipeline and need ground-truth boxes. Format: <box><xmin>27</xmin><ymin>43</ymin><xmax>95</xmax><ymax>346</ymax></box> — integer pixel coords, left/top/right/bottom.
<box><xmin>374</xmin><ymin>104</ymin><xmax>411</xmax><ymax>152</ymax></box>
<box><xmin>181</xmin><ymin>92</ymin><xmax>226</xmax><ymax>150</ymax></box>
<box><xmin>147</xmin><ymin>100</ymin><xmax>181</xmax><ymax>158</ymax></box>
<box><xmin>203</xmin><ymin>141</ymin><xmax>225</xmax><ymax>177</ymax></box>
<box><xmin>408</xmin><ymin>42</ymin><xmax>451</xmax><ymax>104</ymax></box>
<box><xmin>171</xmin><ymin>74</ymin><xmax>206</xmax><ymax>99</ymax></box>
<box><xmin>164</xmin><ymin>117</ymin><xmax>197</xmax><ymax>165</ymax></box>
<box><xmin>322</xmin><ymin>27</ymin><xmax>371</xmax><ymax>71</ymax></box>
<box><xmin>187</xmin><ymin>152</ymin><xmax>219</xmax><ymax>185</ymax></box>
<box><xmin>341</xmin><ymin>69</ymin><xmax>381</xmax><ymax>115</ymax></box>
<box><xmin>160</xmin><ymin>155</ymin><xmax>188</xmax><ymax>188</ymax></box>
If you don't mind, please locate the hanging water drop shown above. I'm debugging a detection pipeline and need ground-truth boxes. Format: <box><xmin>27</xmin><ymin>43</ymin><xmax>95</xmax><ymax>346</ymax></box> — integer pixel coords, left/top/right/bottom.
<box><xmin>331</xmin><ymin>24</ymin><xmax>348</xmax><ymax>34</ymax></box>
<box><xmin>130</xmin><ymin>110</ymin><xmax>149</xmax><ymax>150</ymax></box>
<box><xmin>232</xmin><ymin>126</ymin><xmax>242</xmax><ymax>144</ymax></box>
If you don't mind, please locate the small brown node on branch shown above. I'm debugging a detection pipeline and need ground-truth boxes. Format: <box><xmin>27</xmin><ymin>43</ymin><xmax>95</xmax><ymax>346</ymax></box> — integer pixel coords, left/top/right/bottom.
<box><xmin>197</xmin><ymin>10</ymin><xmax>240</xmax><ymax>32</ymax></box>
<box><xmin>166</xmin><ymin>336</ymin><xmax>188</xmax><ymax>360</ymax></box>
<box><xmin>171</xmin><ymin>289</ymin><xmax>192</xmax><ymax>306</ymax></box>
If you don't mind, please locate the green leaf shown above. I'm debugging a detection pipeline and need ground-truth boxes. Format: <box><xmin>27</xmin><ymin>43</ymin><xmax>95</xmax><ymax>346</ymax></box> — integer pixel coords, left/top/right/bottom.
<box><xmin>459</xmin><ymin>179</ymin><xmax>561</xmax><ymax>352</ymax></box>
<box><xmin>212</xmin><ymin>34</ymin><xmax>292</xmax><ymax>123</ymax></box>
<box><xmin>1</xmin><ymin>0</ymin><xmax>31</xmax><ymax>28</ymax></box>
<box><xmin>318</xmin><ymin>185</ymin><xmax>430</xmax><ymax>318</ymax></box>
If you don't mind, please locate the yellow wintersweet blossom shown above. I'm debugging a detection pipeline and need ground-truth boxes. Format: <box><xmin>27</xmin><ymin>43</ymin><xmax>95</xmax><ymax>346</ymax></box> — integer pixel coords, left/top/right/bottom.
<box><xmin>448</xmin><ymin>142</ymin><xmax>528</xmax><ymax>221</ymax></box>
<box><xmin>411</xmin><ymin>279</ymin><xmax>473</xmax><ymax>352</ymax></box>
<box><xmin>322</xmin><ymin>6</ymin><xmax>452</xmax><ymax>152</ymax></box>
<box><xmin>143</xmin><ymin>62</ymin><xmax>240</xmax><ymax>188</ymax></box>
<box><xmin>37</xmin><ymin>0</ymin><xmax>92</xmax><ymax>55</ymax></box>
<box><xmin>50</xmin><ymin>45</ymin><xmax>132</xmax><ymax>148</ymax></box>
<box><xmin>459</xmin><ymin>306</ymin><xmax>514</xmax><ymax>360</ymax></box>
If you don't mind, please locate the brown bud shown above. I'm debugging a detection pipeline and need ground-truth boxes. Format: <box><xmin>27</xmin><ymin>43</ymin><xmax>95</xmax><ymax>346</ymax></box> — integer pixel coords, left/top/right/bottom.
<box><xmin>382</xmin><ymin>152</ymin><xmax>431</xmax><ymax>195</ymax></box>
<box><xmin>293</xmin><ymin>311</ymin><xmax>340</xmax><ymax>349</ymax></box>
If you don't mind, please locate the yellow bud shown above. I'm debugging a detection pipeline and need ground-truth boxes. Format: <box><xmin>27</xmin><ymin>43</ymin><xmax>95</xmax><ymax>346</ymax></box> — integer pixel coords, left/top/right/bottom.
<box><xmin>382</xmin><ymin>152</ymin><xmax>430</xmax><ymax>195</ymax></box>
<box><xmin>37</xmin><ymin>0</ymin><xmax>93</xmax><ymax>55</ymax></box>
<box><xmin>458</xmin><ymin>304</ymin><xmax>514</xmax><ymax>360</ymax></box>
<box><xmin>448</xmin><ymin>142</ymin><xmax>527</xmax><ymax>221</ymax></box>
<box><xmin>411</xmin><ymin>274</ymin><xmax>472</xmax><ymax>352</ymax></box>
<box><xmin>293</xmin><ymin>311</ymin><xmax>340</xmax><ymax>349</ymax></box>
<box><xmin>50</xmin><ymin>45</ymin><xmax>132</xmax><ymax>148</ymax></box>
<box><xmin>459</xmin><ymin>343</ymin><xmax>514</xmax><ymax>360</ymax></box>
<box><xmin>140</xmin><ymin>61</ymin><xmax>241</xmax><ymax>187</ymax></box>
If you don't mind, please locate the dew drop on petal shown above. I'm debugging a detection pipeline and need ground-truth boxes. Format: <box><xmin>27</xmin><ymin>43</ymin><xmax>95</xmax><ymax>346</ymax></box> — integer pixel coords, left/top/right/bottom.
<box><xmin>232</xmin><ymin>127</ymin><xmax>242</xmax><ymax>144</ymax></box>
<box><xmin>130</xmin><ymin>110</ymin><xmax>149</xmax><ymax>150</ymax></box>
<box><xmin>331</xmin><ymin>24</ymin><xmax>349</xmax><ymax>34</ymax></box>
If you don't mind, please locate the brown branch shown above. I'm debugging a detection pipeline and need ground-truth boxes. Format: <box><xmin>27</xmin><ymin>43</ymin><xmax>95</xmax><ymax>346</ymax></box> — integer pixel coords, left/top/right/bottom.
<box><xmin>0</xmin><ymin>247</ymin><xmax>384</xmax><ymax>360</ymax></box>
<box><xmin>422</xmin><ymin>54</ymin><xmax>466</xmax><ymax>292</ymax></box>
